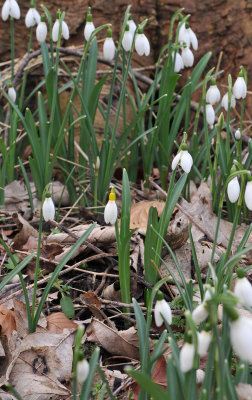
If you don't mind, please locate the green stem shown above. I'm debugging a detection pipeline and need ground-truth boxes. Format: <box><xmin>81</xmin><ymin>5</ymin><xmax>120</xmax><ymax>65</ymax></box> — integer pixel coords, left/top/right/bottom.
<box><xmin>10</xmin><ymin>17</ymin><xmax>15</xmax><ymax>81</ymax></box>
<box><xmin>31</xmin><ymin>212</ymin><xmax>43</xmax><ymax>332</ymax></box>
<box><xmin>19</xmin><ymin>27</ymin><xmax>34</xmax><ymax>109</ymax></box>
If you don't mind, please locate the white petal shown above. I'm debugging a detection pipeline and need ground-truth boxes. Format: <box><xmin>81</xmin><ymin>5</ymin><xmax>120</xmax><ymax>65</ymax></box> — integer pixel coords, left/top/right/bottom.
<box><xmin>122</xmin><ymin>31</ymin><xmax>132</xmax><ymax>52</ymax></box>
<box><xmin>135</xmin><ymin>34</ymin><xmax>145</xmax><ymax>56</ymax></box>
<box><xmin>206</xmin><ymin>85</ymin><xmax>220</xmax><ymax>105</ymax></box>
<box><xmin>104</xmin><ymin>200</ymin><xmax>117</xmax><ymax>224</ymax></box>
<box><xmin>10</xmin><ymin>0</ymin><xmax>20</xmax><ymax>19</ymax></box>
<box><xmin>84</xmin><ymin>21</ymin><xmax>95</xmax><ymax>41</ymax></box>
<box><xmin>234</xmin><ymin>277</ymin><xmax>252</xmax><ymax>307</ymax></box>
<box><xmin>173</xmin><ymin>51</ymin><xmax>184</xmax><ymax>73</ymax></box>
<box><xmin>142</xmin><ymin>34</ymin><xmax>150</xmax><ymax>56</ymax></box>
<box><xmin>188</xmin><ymin>28</ymin><xmax>198</xmax><ymax>50</ymax></box>
<box><xmin>180</xmin><ymin>151</ymin><xmax>193</xmax><ymax>173</ymax></box>
<box><xmin>103</xmin><ymin>37</ymin><xmax>115</xmax><ymax>61</ymax></box>
<box><xmin>42</xmin><ymin>197</ymin><xmax>55</xmax><ymax>221</ymax></box>
<box><xmin>8</xmin><ymin>87</ymin><xmax>16</xmax><ymax>102</ymax></box>
<box><xmin>33</xmin><ymin>8</ymin><xmax>40</xmax><ymax>24</ymax></box>
<box><xmin>52</xmin><ymin>19</ymin><xmax>59</xmax><ymax>42</ymax></box>
<box><xmin>180</xmin><ymin>343</ymin><xmax>195</xmax><ymax>373</ymax></box>
<box><xmin>25</xmin><ymin>9</ymin><xmax>36</xmax><ymax>27</ymax></box>
<box><xmin>233</xmin><ymin>77</ymin><xmax>247</xmax><ymax>100</ymax></box>
<box><xmin>128</xmin><ymin>19</ymin><xmax>136</xmax><ymax>35</ymax></box>
<box><xmin>179</xmin><ymin>28</ymin><xmax>190</xmax><ymax>47</ymax></box>
<box><xmin>36</xmin><ymin>21</ymin><xmax>47</xmax><ymax>43</ymax></box>
<box><xmin>227</xmin><ymin>177</ymin><xmax>240</xmax><ymax>203</ymax></box>
<box><xmin>171</xmin><ymin>152</ymin><xmax>181</xmax><ymax>170</ymax></box>
<box><xmin>154</xmin><ymin>299</ymin><xmax>172</xmax><ymax>327</ymax></box>
<box><xmin>197</xmin><ymin>331</ymin><xmax>212</xmax><ymax>356</ymax></box>
<box><xmin>206</xmin><ymin>104</ymin><xmax>215</xmax><ymax>125</ymax></box>
<box><xmin>2</xmin><ymin>0</ymin><xmax>10</xmax><ymax>21</ymax></box>
<box><xmin>181</xmin><ymin>47</ymin><xmax>194</xmax><ymax>67</ymax></box>
<box><xmin>244</xmin><ymin>181</ymin><xmax>252</xmax><ymax>211</ymax></box>
<box><xmin>62</xmin><ymin>20</ymin><xmax>69</xmax><ymax>40</ymax></box>
<box><xmin>221</xmin><ymin>92</ymin><xmax>236</xmax><ymax>111</ymax></box>
<box><xmin>196</xmin><ymin>369</ymin><xmax>205</xmax><ymax>384</ymax></box>
<box><xmin>230</xmin><ymin>316</ymin><xmax>252</xmax><ymax>363</ymax></box>
<box><xmin>235</xmin><ymin>129</ymin><xmax>241</xmax><ymax>140</ymax></box>
<box><xmin>192</xmin><ymin>303</ymin><xmax>208</xmax><ymax>324</ymax></box>
<box><xmin>77</xmin><ymin>359</ymin><xmax>89</xmax><ymax>384</ymax></box>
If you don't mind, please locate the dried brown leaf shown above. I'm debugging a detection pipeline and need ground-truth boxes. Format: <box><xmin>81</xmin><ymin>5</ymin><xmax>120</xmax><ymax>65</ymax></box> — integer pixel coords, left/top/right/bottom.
<box><xmin>12</xmin><ymin>213</ymin><xmax>38</xmax><ymax>249</ymax></box>
<box><xmin>130</xmin><ymin>200</ymin><xmax>165</xmax><ymax>230</ymax></box>
<box><xmin>0</xmin><ymin>306</ymin><xmax>16</xmax><ymax>339</ymax></box>
<box><xmin>13</xmin><ymin>299</ymin><xmax>47</xmax><ymax>338</ymax></box>
<box><xmin>46</xmin><ymin>312</ymin><xmax>78</xmax><ymax>334</ymax></box>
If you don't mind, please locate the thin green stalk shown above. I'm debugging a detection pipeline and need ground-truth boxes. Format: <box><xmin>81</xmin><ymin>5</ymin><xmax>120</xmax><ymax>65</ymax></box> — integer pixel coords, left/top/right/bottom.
<box><xmin>31</xmin><ymin>211</ymin><xmax>43</xmax><ymax>332</ymax></box>
<box><xmin>226</xmin><ymin>74</ymin><xmax>233</xmax><ymax>163</ymax></box>
<box><xmin>19</xmin><ymin>27</ymin><xmax>34</xmax><ymax>108</ymax></box>
<box><xmin>10</xmin><ymin>17</ymin><xmax>15</xmax><ymax>81</ymax></box>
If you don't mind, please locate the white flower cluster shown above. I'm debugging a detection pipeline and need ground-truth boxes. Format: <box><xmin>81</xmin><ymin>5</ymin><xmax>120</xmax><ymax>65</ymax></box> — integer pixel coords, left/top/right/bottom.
<box><xmin>172</xmin><ymin>21</ymin><xmax>198</xmax><ymax>73</ymax></box>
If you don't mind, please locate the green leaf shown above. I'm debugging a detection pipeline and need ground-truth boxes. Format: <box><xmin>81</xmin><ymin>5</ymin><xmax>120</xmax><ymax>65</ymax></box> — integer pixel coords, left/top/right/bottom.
<box><xmin>127</xmin><ymin>369</ymin><xmax>171</xmax><ymax>400</ymax></box>
<box><xmin>60</xmin><ymin>296</ymin><xmax>75</xmax><ymax>319</ymax></box>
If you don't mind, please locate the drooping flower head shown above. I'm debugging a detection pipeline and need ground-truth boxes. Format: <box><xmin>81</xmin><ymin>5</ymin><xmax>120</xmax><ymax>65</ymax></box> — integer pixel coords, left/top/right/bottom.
<box><xmin>52</xmin><ymin>10</ymin><xmax>69</xmax><ymax>42</ymax></box>
<box><xmin>127</xmin><ymin>13</ymin><xmax>136</xmax><ymax>36</ymax></box>
<box><xmin>104</xmin><ymin>186</ymin><xmax>117</xmax><ymax>225</ymax></box>
<box><xmin>180</xmin><ymin>331</ymin><xmax>195</xmax><ymax>373</ymax></box>
<box><xmin>230</xmin><ymin>313</ymin><xmax>252</xmax><ymax>363</ymax></box>
<box><xmin>122</xmin><ymin>24</ymin><xmax>133</xmax><ymax>52</ymax></box>
<box><xmin>181</xmin><ymin>46</ymin><xmax>194</xmax><ymax>68</ymax></box>
<box><xmin>221</xmin><ymin>92</ymin><xmax>236</xmax><ymax>111</ymax></box>
<box><xmin>84</xmin><ymin>7</ymin><xmax>95</xmax><ymax>42</ymax></box>
<box><xmin>235</xmin><ymin>129</ymin><xmax>241</xmax><ymax>141</ymax></box>
<box><xmin>206</xmin><ymin>78</ymin><xmax>221</xmax><ymax>105</ymax></box>
<box><xmin>36</xmin><ymin>13</ymin><xmax>47</xmax><ymax>43</ymax></box>
<box><xmin>244</xmin><ymin>177</ymin><xmax>252</xmax><ymax>211</ymax></box>
<box><xmin>234</xmin><ymin>268</ymin><xmax>252</xmax><ymax>307</ymax></box>
<box><xmin>205</xmin><ymin>103</ymin><xmax>215</xmax><ymax>126</ymax></box>
<box><xmin>103</xmin><ymin>28</ymin><xmax>116</xmax><ymax>61</ymax></box>
<box><xmin>135</xmin><ymin>27</ymin><xmax>150</xmax><ymax>56</ymax></box>
<box><xmin>42</xmin><ymin>193</ymin><xmax>55</xmax><ymax>222</ymax></box>
<box><xmin>8</xmin><ymin>81</ymin><xmax>16</xmax><ymax>102</ymax></box>
<box><xmin>76</xmin><ymin>358</ymin><xmax>89</xmax><ymax>384</ymax></box>
<box><xmin>172</xmin><ymin>51</ymin><xmax>184</xmax><ymax>73</ymax></box>
<box><xmin>185</xmin><ymin>23</ymin><xmax>198</xmax><ymax>50</ymax></box>
<box><xmin>233</xmin><ymin>69</ymin><xmax>247</xmax><ymax>100</ymax></box>
<box><xmin>25</xmin><ymin>0</ymin><xmax>40</xmax><ymax>28</ymax></box>
<box><xmin>154</xmin><ymin>291</ymin><xmax>172</xmax><ymax>327</ymax></box>
<box><xmin>172</xmin><ymin>142</ymin><xmax>193</xmax><ymax>174</ymax></box>
<box><xmin>197</xmin><ymin>323</ymin><xmax>212</xmax><ymax>356</ymax></box>
<box><xmin>2</xmin><ymin>0</ymin><xmax>20</xmax><ymax>21</ymax></box>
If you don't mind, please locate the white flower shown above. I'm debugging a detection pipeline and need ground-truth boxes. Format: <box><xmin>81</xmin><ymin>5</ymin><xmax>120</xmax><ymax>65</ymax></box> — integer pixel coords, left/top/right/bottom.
<box><xmin>76</xmin><ymin>359</ymin><xmax>89</xmax><ymax>384</ymax></box>
<box><xmin>178</xmin><ymin>26</ymin><xmax>190</xmax><ymax>47</ymax></box>
<box><xmin>227</xmin><ymin>177</ymin><xmax>240</xmax><ymax>203</ymax></box>
<box><xmin>84</xmin><ymin>15</ymin><xmax>95</xmax><ymax>42</ymax></box>
<box><xmin>180</xmin><ymin>342</ymin><xmax>195</xmax><ymax>373</ymax></box>
<box><xmin>192</xmin><ymin>303</ymin><xmax>208</xmax><ymax>324</ymax></box>
<box><xmin>233</xmin><ymin>76</ymin><xmax>247</xmax><ymax>100</ymax></box>
<box><xmin>230</xmin><ymin>315</ymin><xmax>252</xmax><ymax>363</ymax></box>
<box><xmin>154</xmin><ymin>298</ymin><xmax>172</xmax><ymax>327</ymax></box>
<box><xmin>244</xmin><ymin>180</ymin><xmax>252</xmax><ymax>211</ymax></box>
<box><xmin>204</xmin><ymin>286</ymin><xmax>214</xmax><ymax>302</ymax></box>
<box><xmin>196</xmin><ymin>369</ymin><xmax>205</xmax><ymax>384</ymax></box>
<box><xmin>187</xmin><ymin>27</ymin><xmax>198</xmax><ymax>51</ymax></box>
<box><xmin>25</xmin><ymin>7</ymin><xmax>40</xmax><ymax>28</ymax></box>
<box><xmin>234</xmin><ymin>276</ymin><xmax>252</xmax><ymax>307</ymax></box>
<box><xmin>172</xmin><ymin>149</ymin><xmax>193</xmax><ymax>174</ymax></box>
<box><xmin>2</xmin><ymin>0</ymin><xmax>20</xmax><ymax>21</ymax></box>
<box><xmin>206</xmin><ymin>84</ymin><xmax>221</xmax><ymax>105</ymax></box>
<box><xmin>122</xmin><ymin>27</ymin><xmax>133</xmax><ymax>52</ymax></box>
<box><xmin>8</xmin><ymin>86</ymin><xmax>16</xmax><ymax>102</ymax></box>
<box><xmin>128</xmin><ymin>14</ymin><xmax>136</xmax><ymax>35</ymax></box>
<box><xmin>206</xmin><ymin>103</ymin><xmax>215</xmax><ymax>126</ymax></box>
<box><xmin>172</xmin><ymin>51</ymin><xmax>184</xmax><ymax>73</ymax></box>
<box><xmin>221</xmin><ymin>92</ymin><xmax>236</xmax><ymax>111</ymax></box>
<box><xmin>197</xmin><ymin>330</ymin><xmax>212</xmax><ymax>356</ymax></box>
<box><xmin>181</xmin><ymin>47</ymin><xmax>194</xmax><ymax>67</ymax></box>
<box><xmin>104</xmin><ymin>192</ymin><xmax>117</xmax><ymax>224</ymax></box>
<box><xmin>135</xmin><ymin>30</ymin><xmax>150</xmax><ymax>56</ymax></box>
<box><xmin>42</xmin><ymin>195</ymin><xmax>55</xmax><ymax>221</ymax></box>
<box><xmin>52</xmin><ymin>17</ymin><xmax>69</xmax><ymax>42</ymax></box>
<box><xmin>235</xmin><ymin>129</ymin><xmax>241</xmax><ymax>140</ymax></box>
<box><xmin>36</xmin><ymin>16</ymin><xmax>47</xmax><ymax>43</ymax></box>
<box><xmin>103</xmin><ymin>29</ymin><xmax>115</xmax><ymax>61</ymax></box>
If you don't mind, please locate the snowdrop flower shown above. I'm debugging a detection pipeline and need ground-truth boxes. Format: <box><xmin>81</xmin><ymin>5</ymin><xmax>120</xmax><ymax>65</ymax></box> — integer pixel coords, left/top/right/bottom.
<box><xmin>233</xmin><ymin>72</ymin><xmax>247</xmax><ymax>100</ymax></box>
<box><xmin>25</xmin><ymin>1</ymin><xmax>40</xmax><ymax>28</ymax></box>
<box><xmin>128</xmin><ymin>13</ymin><xmax>136</xmax><ymax>35</ymax></box>
<box><xmin>181</xmin><ymin>47</ymin><xmax>194</xmax><ymax>68</ymax></box>
<box><xmin>221</xmin><ymin>92</ymin><xmax>236</xmax><ymax>111</ymax></box>
<box><xmin>197</xmin><ymin>329</ymin><xmax>212</xmax><ymax>356</ymax></box>
<box><xmin>227</xmin><ymin>176</ymin><xmax>240</xmax><ymax>203</ymax></box>
<box><xmin>84</xmin><ymin>11</ymin><xmax>95</xmax><ymax>41</ymax></box>
<box><xmin>187</xmin><ymin>25</ymin><xmax>198</xmax><ymax>50</ymax></box>
<box><xmin>122</xmin><ymin>24</ymin><xmax>133</xmax><ymax>52</ymax></box>
<box><xmin>76</xmin><ymin>358</ymin><xmax>89</xmax><ymax>384</ymax></box>
<box><xmin>172</xmin><ymin>51</ymin><xmax>184</xmax><ymax>73</ymax></box>
<box><xmin>42</xmin><ymin>193</ymin><xmax>55</xmax><ymax>221</ymax></box>
<box><xmin>104</xmin><ymin>188</ymin><xmax>117</xmax><ymax>224</ymax></box>
<box><xmin>154</xmin><ymin>292</ymin><xmax>172</xmax><ymax>327</ymax></box>
<box><xmin>180</xmin><ymin>335</ymin><xmax>195</xmax><ymax>373</ymax></box>
<box><xmin>244</xmin><ymin>180</ymin><xmax>252</xmax><ymax>211</ymax></box>
<box><xmin>235</xmin><ymin>129</ymin><xmax>241</xmax><ymax>140</ymax></box>
<box><xmin>135</xmin><ymin>28</ymin><xmax>150</xmax><ymax>56</ymax></box>
<box><xmin>204</xmin><ymin>285</ymin><xmax>215</xmax><ymax>302</ymax></box>
<box><xmin>192</xmin><ymin>303</ymin><xmax>208</xmax><ymax>324</ymax></box>
<box><xmin>103</xmin><ymin>28</ymin><xmax>115</xmax><ymax>61</ymax></box>
<box><xmin>178</xmin><ymin>23</ymin><xmax>190</xmax><ymax>47</ymax></box>
<box><xmin>36</xmin><ymin>14</ymin><xmax>47</xmax><ymax>43</ymax></box>
<box><xmin>172</xmin><ymin>146</ymin><xmax>193</xmax><ymax>174</ymax></box>
<box><xmin>205</xmin><ymin>103</ymin><xmax>215</xmax><ymax>126</ymax></box>
<box><xmin>196</xmin><ymin>369</ymin><xmax>205</xmax><ymax>384</ymax></box>
<box><xmin>206</xmin><ymin>79</ymin><xmax>221</xmax><ymax>105</ymax></box>
<box><xmin>52</xmin><ymin>11</ymin><xmax>69</xmax><ymax>42</ymax></box>
<box><xmin>2</xmin><ymin>0</ymin><xmax>20</xmax><ymax>21</ymax></box>
<box><xmin>234</xmin><ymin>268</ymin><xmax>252</xmax><ymax>307</ymax></box>
<box><xmin>8</xmin><ymin>84</ymin><xmax>16</xmax><ymax>102</ymax></box>
<box><xmin>230</xmin><ymin>314</ymin><xmax>252</xmax><ymax>363</ymax></box>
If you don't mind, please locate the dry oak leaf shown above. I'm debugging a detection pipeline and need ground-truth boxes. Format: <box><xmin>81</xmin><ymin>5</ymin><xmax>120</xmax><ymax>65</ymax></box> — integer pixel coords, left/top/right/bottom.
<box><xmin>12</xmin><ymin>213</ymin><xmax>39</xmax><ymax>249</ymax></box>
<box><xmin>47</xmin><ymin>224</ymin><xmax>116</xmax><ymax>245</ymax></box>
<box><xmin>86</xmin><ymin>319</ymin><xmax>141</xmax><ymax>359</ymax></box>
<box><xmin>46</xmin><ymin>312</ymin><xmax>78</xmax><ymax>334</ymax></box>
<box><xmin>13</xmin><ymin>298</ymin><xmax>47</xmax><ymax>339</ymax></box>
<box><xmin>130</xmin><ymin>200</ymin><xmax>165</xmax><ymax>230</ymax></box>
<box><xmin>0</xmin><ymin>306</ymin><xmax>16</xmax><ymax>340</ymax></box>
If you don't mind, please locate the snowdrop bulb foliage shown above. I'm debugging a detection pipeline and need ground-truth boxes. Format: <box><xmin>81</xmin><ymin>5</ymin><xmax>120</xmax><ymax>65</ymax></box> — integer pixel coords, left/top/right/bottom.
<box><xmin>42</xmin><ymin>194</ymin><xmax>55</xmax><ymax>222</ymax></box>
<box><xmin>227</xmin><ymin>177</ymin><xmax>240</xmax><ymax>203</ymax></box>
<box><xmin>172</xmin><ymin>51</ymin><xmax>184</xmax><ymax>73</ymax></box>
<box><xmin>192</xmin><ymin>303</ymin><xmax>208</xmax><ymax>324</ymax></box>
<box><xmin>84</xmin><ymin>13</ymin><xmax>95</xmax><ymax>41</ymax></box>
<box><xmin>233</xmin><ymin>75</ymin><xmax>247</xmax><ymax>99</ymax></box>
<box><xmin>230</xmin><ymin>315</ymin><xmax>252</xmax><ymax>363</ymax></box>
<box><xmin>128</xmin><ymin>13</ymin><xmax>136</xmax><ymax>35</ymax></box>
<box><xmin>206</xmin><ymin>81</ymin><xmax>221</xmax><ymax>105</ymax></box>
<box><xmin>52</xmin><ymin>12</ymin><xmax>69</xmax><ymax>42</ymax></box>
<box><xmin>221</xmin><ymin>92</ymin><xmax>236</xmax><ymax>111</ymax></box>
<box><xmin>172</xmin><ymin>149</ymin><xmax>193</xmax><ymax>174</ymax></box>
<box><xmin>76</xmin><ymin>359</ymin><xmax>89</xmax><ymax>384</ymax></box>
<box><xmin>122</xmin><ymin>24</ymin><xmax>133</xmax><ymax>52</ymax></box>
<box><xmin>154</xmin><ymin>298</ymin><xmax>172</xmax><ymax>327</ymax></box>
<box><xmin>206</xmin><ymin>103</ymin><xmax>215</xmax><ymax>126</ymax></box>
<box><xmin>36</xmin><ymin>15</ymin><xmax>47</xmax><ymax>43</ymax></box>
<box><xmin>135</xmin><ymin>28</ymin><xmax>150</xmax><ymax>56</ymax></box>
<box><xmin>244</xmin><ymin>180</ymin><xmax>252</xmax><ymax>211</ymax></box>
<box><xmin>181</xmin><ymin>47</ymin><xmax>194</xmax><ymax>67</ymax></box>
<box><xmin>103</xmin><ymin>29</ymin><xmax>115</xmax><ymax>61</ymax></box>
<box><xmin>104</xmin><ymin>191</ymin><xmax>117</xmax><ymax>225</ymax></box>
<box><xmin>8</xmin><ymin>86</ymin><xmax>16</xmax><ymax>102</ymax></box>
<box><xmin>25</xmin><ymin>6</ymin><xmax>40</xmax><ymax>28</ymax></box>
<box><xmin>234</xmin><ymin>272</ymin><xmax>252</xmax><ymax>307</ymax></box>
<box><xmin>197</xmin><ymin>330</ymin><xmax>212</xmax><ymax>356</ymax></box>
<box><xmin>2</xmin><ymin>0</ymin><xmax>20</xmax><ymax>21</ymax></box>
<box><xmin>180</xmin><ymin>342</ymin><xmax>195</xmax><ymax>373</ymax></box>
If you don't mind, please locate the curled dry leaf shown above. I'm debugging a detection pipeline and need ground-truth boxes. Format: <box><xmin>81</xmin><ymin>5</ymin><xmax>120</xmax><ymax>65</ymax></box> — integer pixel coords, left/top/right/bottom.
<box><xmin>12</xmin><ymin>213</ymin><xmax>38</xmax><ymax>249</ymax></box>
<box><xmin>130</xmin><ymin>200</ymin><xmax>165</xmax><ymax>230</ymax></box>
<box><xmin>0</xmin><ymin>306</ymin><xmax>16</xmax><ymax>340</ymax></box>
<box><xmin>13</xmin><ymin>299</ymin><xmax>47</xmax><ymax>339</ymax></box>
<box><xmin>47</xmin><ymin>225</ymin><xmax>116</xmax><ymax>245</ymax></box>
<box><xmin>46</xmin><ymin>312</ymin><xmax>78</xmax><ymax>334</ymax></box>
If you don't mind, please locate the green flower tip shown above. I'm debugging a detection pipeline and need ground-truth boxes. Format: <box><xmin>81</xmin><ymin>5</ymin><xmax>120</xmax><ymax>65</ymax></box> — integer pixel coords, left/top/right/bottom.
<box><xmin>156</xmin><ymin>290</ymin><xmax>164</xmax><ymax>301</ymax></box>
<box><xmin>237</xmin><ymin>267</ymin><xmax>245</xmax><ymax>279</ymax></box>
<box><xmin>210</xmin><ymin>78</ymin><xmax>216</xmax><ymax>86</ymax></box>
<box><xmin>45</xmin><ymin>193</ymin><xmax>51</xmax><ymax>198</ymax></box>
<box><xmin>185</xmin><ymin>22</ymin><xmax>190</xmax><ymax>29</ymax></box>
<box><xmin>224</xmin><ymin>304</ymin><xmax>239</xmax><ymax>321</ymax></box>
<box><xmin>128</xmin><ymin>13</ymin><xmax>132</xmax><ymax>20</ymax></box>
<box><xmin>204</xmin><ymin>322</ymin><xmax>212</xmax><ymax>332</ymax></box>
<box><xmin>56</xmin><ymin>10</ymin><xmax>61</xmax><ymax>19</ymax></box>
<box><xmin>125</xmin><ymin>24</ymin><xmax>130</xmax><ymax>31</ymax></box>
<box><xmin>185</xmin><ymin>330</ymin><xmax>193</xmax><ymax>343</ymax></box>
<box><xmin>8</xmin><ymin>81</ymin><xmax>13</xmax><ymax>88</ymax></box>
<box><xmin>181</xmin><ymin>143</ymin><xmax>187</xmax><ymax>151</ymax></box>
<box><xmin>137</xmin><ymin>27</ymin><xmax>143</xmax><ymax>34</ymax></box>
<box><xmin>230</xmin><ymin>164</ymin><xmax>237</xmax><ymax>175</ymax></box>
<box><xmin>41</xmin><ymin>14</ymin><xmax>46</xmax><ymax>22</ymax></box>
<box><xmin>30</xmin><ymin>0</ymin><xmax>35</xmax><ymax>7</ymax></box>
<box><xmin>106</xmin><ymin>28</ymin><xmax>112</xmax><ymax>38</ymax></box>
<box><xmin>86</xmin><ymin>13</ymin><xmax>93</xmax><ymax>22</ymax></box>
<box><xmin>87</xmin><ymin>7</ymin><xmax>91</xmax><ymax>14</ymax></box>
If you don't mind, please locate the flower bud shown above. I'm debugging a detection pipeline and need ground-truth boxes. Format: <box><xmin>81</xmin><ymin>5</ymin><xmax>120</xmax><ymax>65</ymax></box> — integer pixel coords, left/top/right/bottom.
<box><xmin>42</xmin><ymin>193</ymin><xmax>55</xmax><ymax>221</ymax></box>
<box><xmin>76</xmin><ymin>359</ymin><xmax>89</xmax><ymax>384</ymax></box>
